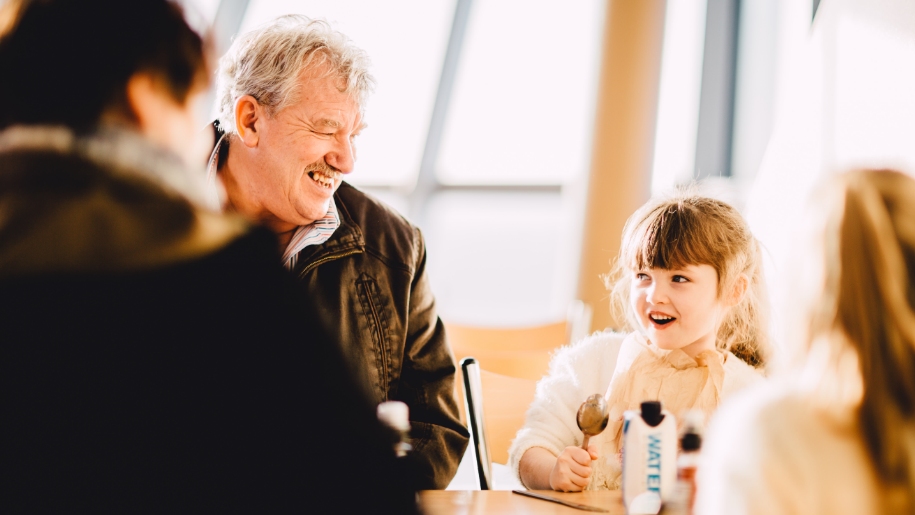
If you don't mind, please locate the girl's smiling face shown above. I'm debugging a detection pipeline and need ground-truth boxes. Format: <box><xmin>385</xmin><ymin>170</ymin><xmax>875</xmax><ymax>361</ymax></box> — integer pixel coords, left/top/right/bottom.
<box><xmin>630</xmin><ymin>264</ymin><xmax>730</xmax><ymax>358</ymax></box>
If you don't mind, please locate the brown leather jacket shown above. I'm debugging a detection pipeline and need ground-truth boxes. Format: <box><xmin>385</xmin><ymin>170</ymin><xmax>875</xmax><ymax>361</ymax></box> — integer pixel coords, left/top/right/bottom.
<box><xmin>288</xmin><ymin>182</ymin><xmax>468</xmax><ymax>489</ymax></box>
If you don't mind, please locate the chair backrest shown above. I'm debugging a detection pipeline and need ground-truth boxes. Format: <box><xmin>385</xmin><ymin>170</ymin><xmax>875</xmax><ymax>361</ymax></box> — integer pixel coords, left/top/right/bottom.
<box><xmin>447</xmin><ymin>301</ymin><xmax>592</xmax><ymax>378</ymax></box>
<box><xmin>461</xmin><ymin>356</ymin><xmax>538</xmax><ymax>490</ymax></box>
<box><xmin>447</xmin><ymin>301</ymin><xmax>592</xmax><ymax>428</ymax></box>
<box><xmin>449</xmin><ymin>321</ymin><xmax>568</xmax><ymax>353</ymax></box>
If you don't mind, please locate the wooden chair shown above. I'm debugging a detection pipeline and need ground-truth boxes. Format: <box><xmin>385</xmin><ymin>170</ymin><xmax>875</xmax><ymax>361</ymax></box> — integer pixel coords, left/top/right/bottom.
<box><xmin>461</xmin><ymin>357</ymin><xmax>538</xmax><ymax>490</ymax></box>
<box><xmin>447</xmin><ymin>300</ymin><xmax>593</xmax><ymax>381</ymax></box>
<box><xmin>447</xmin><ymin>301</ymin><xmax>592</xmax><ymax>426</ymax></box>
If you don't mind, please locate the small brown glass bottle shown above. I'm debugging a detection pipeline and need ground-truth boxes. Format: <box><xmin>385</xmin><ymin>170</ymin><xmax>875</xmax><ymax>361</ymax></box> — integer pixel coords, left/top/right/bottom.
<box><xmin>676</xmin><ymin>428</ymin><xmax>701</xmax><ymax>513</ymax></box>
<box><xmin>661</xmin><ymin>412</ymin><xmax>703</xmax><ymax>515</ymax></box>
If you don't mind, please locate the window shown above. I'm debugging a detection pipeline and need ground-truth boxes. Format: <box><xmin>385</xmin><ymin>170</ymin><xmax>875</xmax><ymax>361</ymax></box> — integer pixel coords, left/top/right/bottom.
<box><xmin>237</xmin><ymin>0</ymin><xmax>454</xmax><ymax>188</ymax></box>
<box><xmin>436</xmin><ymin>0</ymin><xmax>604</xmax><ymax>186</ymax></box>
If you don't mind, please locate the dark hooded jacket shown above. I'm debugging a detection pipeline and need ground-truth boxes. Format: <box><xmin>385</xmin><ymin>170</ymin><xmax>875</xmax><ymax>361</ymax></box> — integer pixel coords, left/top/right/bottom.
<box><xmin>0</xmin><ymin>125</ymin><xmax>420</xmax><ymax>512</ymax></box>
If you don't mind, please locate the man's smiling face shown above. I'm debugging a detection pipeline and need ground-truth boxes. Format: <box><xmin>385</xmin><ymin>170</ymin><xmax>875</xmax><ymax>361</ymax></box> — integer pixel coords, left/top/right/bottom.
<box><xmin>247</xmin><ymin>62</ymin><xmax>364</xmax><ymax>230</ymax></box>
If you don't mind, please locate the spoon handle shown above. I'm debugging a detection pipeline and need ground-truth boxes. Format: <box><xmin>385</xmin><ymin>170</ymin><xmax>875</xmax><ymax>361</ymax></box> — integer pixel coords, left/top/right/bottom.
<box><xmin>581</xmin><ymin>435</ymin><xmax>591</xmax><ymax>450</ymax></box>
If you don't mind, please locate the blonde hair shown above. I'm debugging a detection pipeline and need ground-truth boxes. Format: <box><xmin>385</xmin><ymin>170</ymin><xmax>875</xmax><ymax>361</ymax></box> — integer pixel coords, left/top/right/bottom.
<box><xmin>806</xmin><ymin>169</ymin><xmax>915</xmax><ymax>512</ymax></box>
<box><xmin>606</xmin><ymin>191</ymin><xmax>771</xmax><ymax>367</ymax></box>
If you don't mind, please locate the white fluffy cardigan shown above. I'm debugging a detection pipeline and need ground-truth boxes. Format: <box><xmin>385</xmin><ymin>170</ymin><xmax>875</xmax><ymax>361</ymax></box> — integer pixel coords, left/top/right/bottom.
<box><xmin>508</xmin><ymin>330</ymin><xmax>764</xmax><ymax>490</ymax></box>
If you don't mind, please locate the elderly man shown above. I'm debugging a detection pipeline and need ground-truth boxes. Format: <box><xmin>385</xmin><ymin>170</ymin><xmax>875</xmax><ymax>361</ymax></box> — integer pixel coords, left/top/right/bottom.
<box><xmin>209</xmin><ymin>15</ymin><xmax>468</xmax><ymax>489</ymax></box>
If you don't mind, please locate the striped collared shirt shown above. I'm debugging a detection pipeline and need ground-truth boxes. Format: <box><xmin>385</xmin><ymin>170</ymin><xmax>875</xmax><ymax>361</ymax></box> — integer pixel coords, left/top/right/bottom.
<box><xmin>207</xmin><ymin>130</ymin><xmax>340</xmax><ymax>270</ymax></box>
<box><xmin>280</xmin><ymin>202</ymin><xmax>339</xmax><ymax>270</ymax></box>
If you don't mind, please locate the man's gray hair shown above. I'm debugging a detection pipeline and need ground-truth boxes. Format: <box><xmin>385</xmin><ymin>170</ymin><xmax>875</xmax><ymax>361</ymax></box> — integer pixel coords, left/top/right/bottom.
<box><xmin>215</xmin><ymin>15</ymin><xmax>375</xmax><ymax>134</ymax></box>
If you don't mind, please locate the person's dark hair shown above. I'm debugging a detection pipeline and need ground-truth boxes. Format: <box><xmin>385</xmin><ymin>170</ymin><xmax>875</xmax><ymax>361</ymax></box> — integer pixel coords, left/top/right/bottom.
<box><xmin>0</xmin><ymin>0</ymin><xmax>209</xmax><ymax>131</ymax></box>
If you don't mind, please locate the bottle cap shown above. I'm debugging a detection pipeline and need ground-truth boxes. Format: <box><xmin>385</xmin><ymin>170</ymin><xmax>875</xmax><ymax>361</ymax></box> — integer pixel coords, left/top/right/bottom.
<box><xmin>377</xmin><ymin>400</ymin><xmax>411</xmax><ymax>432</ymax></box>
<box><xmin>681</xmin><ymin>432</ymin><xmax>702</xmax><ymax>451</ymax></box>
<box><xmin>680</xmin><ymin>409</ymin><xmax>704</xmax><ymax>451</ymax></box>
<box><xmin>640</xmin><ymin>400</ymin><xmax>664</xmax><ymax>427</ymax></box>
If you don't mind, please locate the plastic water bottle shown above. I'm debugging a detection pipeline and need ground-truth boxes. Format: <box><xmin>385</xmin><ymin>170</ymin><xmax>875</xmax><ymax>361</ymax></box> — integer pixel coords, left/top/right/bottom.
<box><xmin>622</xmin><ymin>400</ymin><xmax>677</xmax><ymax>514</ymax></box>
<box><xmin>376</xmin><ymin>400</ymin><xmax>413</xmax><ymax>457</ymax></box>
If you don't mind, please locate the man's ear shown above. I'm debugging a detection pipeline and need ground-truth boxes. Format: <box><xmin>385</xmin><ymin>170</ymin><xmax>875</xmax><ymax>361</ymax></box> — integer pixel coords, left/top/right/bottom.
<box><xmin>235</xmin><ymin>95</ymin><xmax>262</xmax><ymax>148</ymax></box>
<box><xmin>726</xmin><ymin>274</ymin><xmax>749</xmax><ymax>307</ymax></box>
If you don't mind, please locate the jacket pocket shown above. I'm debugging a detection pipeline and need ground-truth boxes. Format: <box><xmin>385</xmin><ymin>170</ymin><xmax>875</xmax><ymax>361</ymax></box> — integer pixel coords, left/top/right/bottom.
<box><xmin>356</xmin><ymin>273</ymin><xmax>391</xmax><ymax>400</ymax></box>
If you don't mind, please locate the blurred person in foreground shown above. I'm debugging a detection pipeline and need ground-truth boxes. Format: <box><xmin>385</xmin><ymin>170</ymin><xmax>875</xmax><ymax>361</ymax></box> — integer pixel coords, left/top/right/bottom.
<box><xmin>209</xmin><ymin>14</ymin><xmax>468</xmax><ymax>489</ymax></box>
<box><xmin>0</xmin><ymin>1</ymin><xmax>416</xmax><ymax>512</ymax></box>
<box><xmin>697</xmin><ymin>169</ymin><xmax>915</xmax><ymax>514</ymax></box>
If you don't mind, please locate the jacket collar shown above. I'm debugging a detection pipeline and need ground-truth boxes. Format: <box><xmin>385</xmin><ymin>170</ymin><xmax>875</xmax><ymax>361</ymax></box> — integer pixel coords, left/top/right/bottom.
<box><xmin>291</xmin><ymin>185</ymin><xmax>366</xmax><ymax>275</ymax></box>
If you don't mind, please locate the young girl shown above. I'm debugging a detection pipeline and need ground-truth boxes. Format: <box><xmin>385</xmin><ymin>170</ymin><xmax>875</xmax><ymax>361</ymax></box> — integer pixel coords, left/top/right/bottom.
<box><xmin>697</xmin><ymin>169</ymin><xmax>915</xmax><ymax>514</ymax></box>
<box><xmin>509</xmin><ymin>192</ymin><xmax>771</xmax><ymax>491</ymax></box>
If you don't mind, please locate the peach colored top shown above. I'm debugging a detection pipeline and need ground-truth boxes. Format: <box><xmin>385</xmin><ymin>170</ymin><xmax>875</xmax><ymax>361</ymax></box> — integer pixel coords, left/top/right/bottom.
<box><xmin>697</xmin><ymin>381</ymin><xmax>887</xmax><ymax>515</ymax></box>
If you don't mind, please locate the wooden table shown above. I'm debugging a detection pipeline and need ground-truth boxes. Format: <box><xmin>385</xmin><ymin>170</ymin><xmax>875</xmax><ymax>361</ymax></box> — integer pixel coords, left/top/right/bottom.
<box><xmin>418</xmin><ymin>490</ymin><xmax>626</xmax><ymax>514</ymax></box>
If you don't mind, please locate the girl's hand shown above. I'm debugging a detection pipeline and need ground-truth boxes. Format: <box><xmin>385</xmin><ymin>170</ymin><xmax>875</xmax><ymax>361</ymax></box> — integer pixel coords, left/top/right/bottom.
<box><xmin>549</xmin><ymin>444</ymin><xmax>599</xmax><ymax>492</ymax></box>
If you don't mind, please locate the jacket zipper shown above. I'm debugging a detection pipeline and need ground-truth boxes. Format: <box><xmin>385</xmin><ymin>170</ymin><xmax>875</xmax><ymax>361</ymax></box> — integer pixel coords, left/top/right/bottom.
<box><xmin>298</xmin><ymin>249</ymin><xmax>361</xmax><ymax>278</ymax></box>
<box><xmin>360</xmin><ymin>280</ymin><xmax>389</xmax><ymax>400</ymax></box>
